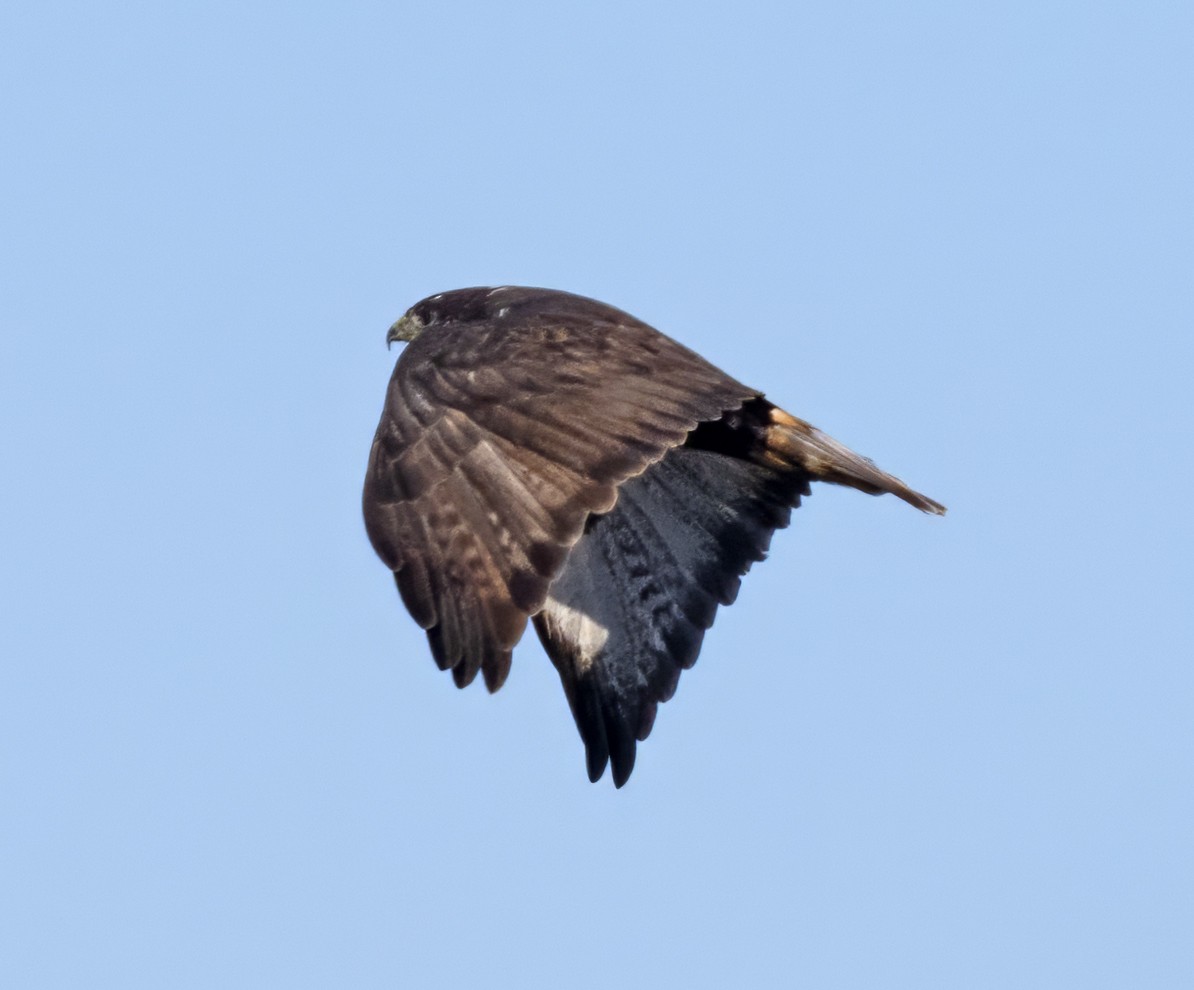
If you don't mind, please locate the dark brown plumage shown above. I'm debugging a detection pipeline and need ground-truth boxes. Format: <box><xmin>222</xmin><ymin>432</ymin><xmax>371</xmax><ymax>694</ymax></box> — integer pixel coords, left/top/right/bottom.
<box><xmin>363</xmin><ymin>286</ymin><xmax>944</xmax><ymax>786</ymax></box>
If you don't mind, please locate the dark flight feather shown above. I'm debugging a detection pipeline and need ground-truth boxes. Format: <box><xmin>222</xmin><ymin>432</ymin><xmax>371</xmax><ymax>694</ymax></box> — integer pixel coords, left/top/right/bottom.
<box><xmin>363</xmin><ymin>286</ymin><xmax>944</xmax><ymax>785</ymax></box>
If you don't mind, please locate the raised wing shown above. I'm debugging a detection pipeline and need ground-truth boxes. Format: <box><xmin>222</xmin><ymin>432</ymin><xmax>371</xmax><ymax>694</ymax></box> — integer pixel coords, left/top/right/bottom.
<box><xmin>363</xmin><ymin>289</ymin><xmax>758</xmax><ymax>692</ymax></box>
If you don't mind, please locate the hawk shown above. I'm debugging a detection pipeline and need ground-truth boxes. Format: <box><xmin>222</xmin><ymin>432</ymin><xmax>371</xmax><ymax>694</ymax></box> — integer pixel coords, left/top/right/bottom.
<box><xmin>363</xmin><ymin>286</ymin><xmax>944</xmax><ymax>787</ymax></box>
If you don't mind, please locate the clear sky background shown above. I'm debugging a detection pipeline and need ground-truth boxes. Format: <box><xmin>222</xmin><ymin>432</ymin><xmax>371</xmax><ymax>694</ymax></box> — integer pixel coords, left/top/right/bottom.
<box><xmin>2</xmin><ymin>2</ymin><xmax>1191</xmax><ymax>987</ymax></box>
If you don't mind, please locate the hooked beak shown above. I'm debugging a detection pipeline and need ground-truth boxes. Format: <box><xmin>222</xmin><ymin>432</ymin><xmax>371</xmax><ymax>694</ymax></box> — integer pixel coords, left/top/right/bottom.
<box><xmin>386</xmin><ymin>313</ymin><xmax>425</xmax><ymax>349</ymax></box>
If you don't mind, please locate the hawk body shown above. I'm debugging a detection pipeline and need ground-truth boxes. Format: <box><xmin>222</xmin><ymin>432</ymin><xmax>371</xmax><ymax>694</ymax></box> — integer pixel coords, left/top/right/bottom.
<box><xmin>364</xmin><ymin>286</ymin><xmax>943</xmax><ymax>786</ymax></box>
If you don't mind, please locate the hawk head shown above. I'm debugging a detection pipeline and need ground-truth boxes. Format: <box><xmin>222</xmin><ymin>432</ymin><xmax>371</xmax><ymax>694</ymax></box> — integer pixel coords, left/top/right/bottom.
<box><xmin>387</xmin><ymin>286</ymin><xmax>639</xmax><ymax>348</ymax></box>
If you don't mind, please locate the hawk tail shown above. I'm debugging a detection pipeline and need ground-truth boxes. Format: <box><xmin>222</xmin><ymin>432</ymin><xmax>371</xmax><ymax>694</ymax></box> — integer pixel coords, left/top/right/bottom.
<box><xmin>764</xmin><ymin>406</ymin><xmax>946</xmax><ymax>515</ymax></box>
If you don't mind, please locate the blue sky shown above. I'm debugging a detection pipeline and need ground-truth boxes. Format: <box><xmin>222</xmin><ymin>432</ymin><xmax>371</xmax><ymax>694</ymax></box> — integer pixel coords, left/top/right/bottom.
<box><xmin>2</xmin><ymin>2</ymin><xmax>1191</xmax><ymax>987</ymax></box>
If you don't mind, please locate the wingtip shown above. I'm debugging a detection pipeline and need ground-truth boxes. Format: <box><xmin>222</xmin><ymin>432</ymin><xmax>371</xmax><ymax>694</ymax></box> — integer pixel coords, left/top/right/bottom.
<box><xmin>611</xmin><ymin>752</ymin><xmax>635</xmax><ymax>789</ymax></box>
<box><xmin>586</xmin><ymin>748</ymin><xmax>608</xmax><ymax>784</ymax></box>
<box><xmin>583</xmin><ymin>742</ymin><xmax>637</xmax><ymax>788</ymax></box>
<box><xmin>481</xmin><ymin>651</ymin><xmax>513</xmax><ymax>692</ymax></box>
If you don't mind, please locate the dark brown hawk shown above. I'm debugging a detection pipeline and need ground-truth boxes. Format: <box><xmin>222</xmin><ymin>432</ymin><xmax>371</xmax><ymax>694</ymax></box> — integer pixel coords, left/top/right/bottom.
<box><xmin>363</xmin><ymin>286</ymin><xmax>944</xmax><ymax>787</ymax></box>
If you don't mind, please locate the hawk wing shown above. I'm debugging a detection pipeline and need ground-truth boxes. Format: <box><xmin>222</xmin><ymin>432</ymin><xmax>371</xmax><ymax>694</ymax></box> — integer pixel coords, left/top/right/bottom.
<box><xmin>363</xmin><ymin>287</ymin><xmax>758</xmax><ymax>693</ymax></box>
<box><xmin>532</xmin><ymin>437</ymin><xmax>809</xmax><ymax>786</ymax></box>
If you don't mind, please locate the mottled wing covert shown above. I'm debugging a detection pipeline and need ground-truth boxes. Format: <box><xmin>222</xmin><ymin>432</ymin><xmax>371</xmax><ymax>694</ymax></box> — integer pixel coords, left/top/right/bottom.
<box><xmin>363</xmin><ymin>287</ymin><xmax>758</xmax><ymax>693</ymax></box>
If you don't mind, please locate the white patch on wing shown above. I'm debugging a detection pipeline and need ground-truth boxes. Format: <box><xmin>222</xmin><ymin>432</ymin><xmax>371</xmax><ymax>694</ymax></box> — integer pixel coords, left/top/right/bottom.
<box><xmin>542</xmin><ymin>595</ymin><xmax>609</xmax><ymax>672</ymax></box>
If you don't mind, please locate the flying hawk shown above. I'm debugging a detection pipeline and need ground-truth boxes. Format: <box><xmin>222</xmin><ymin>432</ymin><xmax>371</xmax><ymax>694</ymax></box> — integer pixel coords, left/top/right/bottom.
<box><xmin>363</xmin><ymin>286</ymin><xmax>944</xmax><ymax>786</ymax></box>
